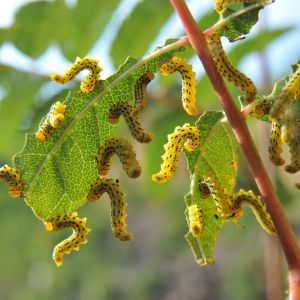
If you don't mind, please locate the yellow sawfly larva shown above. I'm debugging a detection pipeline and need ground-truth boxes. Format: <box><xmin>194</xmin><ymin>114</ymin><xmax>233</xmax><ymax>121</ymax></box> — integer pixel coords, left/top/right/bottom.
<box><xmin>213</xmin><ymin>0</ymin><xmax>271</xmax><ymax>14</ymax></box>
<box><xmin>35</xmin><ymin>101</ymin><xmax>66</xmax><ymax>142</ymax></box>
<box><xmin>270</xmin><ymin>64</ymin><xmax>300</xmax><ymax>119</ymax></box>
<box><xmin>285</xmin><ymin>137</ymin><xmax>300</xmax><ymax>174</ymax></box>
<box><xmin>87</xmin><ymin>177</ymin><xmax>133</xmax><ymax>242</ymax></box>
<box><xmin>108</xmin><ymin>102</ymin><xmax>153</xmax><ymax>143</ymax></box>
<box><xmin>284</xmin><ymin>118</ymin><xmax>300</xmax><ymax>174</ymax></box>
<box><xmin>229</xmin><ymin>189</ymin><xmax>277</xmax><ymax>236</ymax></box>
<box><xmin>160</xmin><ymin>57</ymin><xmax>199</xmax><ymax>116</ymax></box>
<box><xmin>200</xmin><ymin>175</ymin><xmax>232</xmax><ymax>217</ymax></box>
<box><xmin>44</xmin><ymin>212</ymin><xmax>91</xmax><ymax>267</ymax></box>
<box><xmin>152</xmin><ymin>124</ymin><xmax>200</xmax><ymax>183</ymax></box>
<box><xmin>268</xmin><ymin>120</ymin><xmax>285</xmax><ymax>166</ymax></box>
<box><xmin>0</xmin><ymin>165</ymin><xmax>23</xmax><ymax>198</ymax></box>
<box><xmin>187</xmin><ymin>204</ymin><xmax>204</xmax><ymax>238</ymax></box>
<box><xmin>206</xmin><ymin>34</ymin><xmax>257</xmax><ymax>104</ymax></box>
<box><xmin>132</xmin><ymin>72</ymin><xmax>155</xmax><ymax>118</ymax></box>
<box><xmin>51</xmin><ymin>56</ymin><xmax>102</xmax><ymax>94</ymax></box>
<box><xmin>97</xmin><ymin>137</ymin><xmax>141</xmax><ymax>178</ymax></box>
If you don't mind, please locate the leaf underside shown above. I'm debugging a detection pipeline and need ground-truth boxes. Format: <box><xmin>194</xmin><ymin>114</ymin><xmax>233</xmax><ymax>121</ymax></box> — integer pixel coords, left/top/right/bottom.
<box><xmin>13</xmin><ymin>42</ymin><xmax>185</xmax><ymax>221</ymax></box>
<box><xmin>184</xmin><ymin>111</ymin><xmax>238</xmax><ymax>266</ymax></box>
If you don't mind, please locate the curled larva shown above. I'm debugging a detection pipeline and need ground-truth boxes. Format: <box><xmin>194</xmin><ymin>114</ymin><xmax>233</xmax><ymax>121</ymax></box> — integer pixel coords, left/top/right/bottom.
<box><xmin>36</xmin><ymin>101</ymin><xmax>66</xmax><ymax>142</ymax></box>
<box><xmin>0</xmin><ymin>165</ymin><xmax>23</xmax><ymax>198</ymax></box>
<box><xmin>51</xmin><ymin>56</ymin><xmax>102</xmax><ymax>94</ymax></box>
<box><xmin>250</xmin><ymin>98</ymin><xmax>272</xmax><ymax>116</ymax></box>
<box><xmin>45</xmin><ymin>212</ymin><xmax>91</xmax><ymax>267</ymax></box>
<box><xmin>200</xmin><ymin>175</ymin><xmax>232</xmax><ymax>217</ymax></box>
<box><xmin>152</xmin><ymin>124</ymin><xmax>200</xmax><ymax>183</ymax></box>
<box><xmin>268</xmin><ymin>120</ymin><xmax>285</xmax><ymax>166</ymax></box>
<box><xmin>132</xmin><ymin>72</ymin><xmax>154</xmax><ymax>118</ymax></box>
<box><xmin>108</xmin><ymin>102</ymin><xmax>153</xmax><ymax>143</ymax></box>
<box><xmin>187</xmin><ymin>204</ymin><xmax>204</xmax><ymax>237</ymax></box>
<box><xmin>199</xmin><ymin>179</ymin><xmax>211</xmax><ymax>199</ymax></box>
<box><xmin>87</xmin><ymin>177</ymin><xmax>133</xmax><ymax>241</ymax></box>
<box><xmin>160</xmin><ymin>57</ymin><xmax>199</xmax><ymax>116</ymax></box>
<box><xmin>214</xmin><ymin>0</ymin><xmax>271</xmax><ymax>14</ymax></box>
<box><xmin>97</xmin><ymin>137</ymin><xmax>141</xmax><ymax>178</ymax></box>
<box><xmin>270</xmin><ymin>65</ymin><xmax>300</xmax><ymax>119</ymax></box>
<box><xmin>207</xmin><ymin>34</ymin><xmax>257</xmax><ymax>104</ymax></box>
<box><xmin>229</xmin><ymin>189</ymin><xmax>277</xmax><ymax>236</ymax></box>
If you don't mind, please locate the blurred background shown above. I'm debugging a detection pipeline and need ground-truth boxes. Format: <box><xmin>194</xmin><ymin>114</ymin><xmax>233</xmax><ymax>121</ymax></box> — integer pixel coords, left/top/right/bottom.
<box><xmin>0</xmin><ymin>0</ymin><xmax>299</xmax><ymax>299</ymax></box>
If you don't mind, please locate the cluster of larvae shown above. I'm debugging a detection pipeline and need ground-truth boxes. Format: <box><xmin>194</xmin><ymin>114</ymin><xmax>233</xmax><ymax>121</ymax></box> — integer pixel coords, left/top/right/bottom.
<box><xmin>187</xmin><ymin>175</ymin><xmax>276</xmax><ymax>238</ymax></box>
<box><xmin>251</xmin><ymin>64</ymin><xmax>300</xmax><ymax>187</ymax></box>
<box><xmin>1</xmin><ymin>54</ymin><xmax>200</xmax><ymax>266</ymax></box>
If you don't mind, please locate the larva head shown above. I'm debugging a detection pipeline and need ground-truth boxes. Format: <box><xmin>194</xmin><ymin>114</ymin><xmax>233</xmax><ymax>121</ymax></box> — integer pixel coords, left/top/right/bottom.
<box><xmin>52</xmin><ymin>102</ymin><xmax>66</xmax><ymax>114</ymax></box>
<box><xmin>9</xmin><ymin>187</ymin><xmax>23</xmax><ymax>198</ymax></box>
<box><xmin>230</xmin><ymin>208</ymin><xmax>244</xmax><ymax>219</ymax></box>
<box><xmin>51</xmin><ymin>73</ymin><xmax>63</xmax><ymax>82</ymax></box>
<box><xmin>35</xmin><ymin>131</ymin><xmax>47</xmax><ymax>142</ymax></box>
<box><xmin>87</xmin><ymin>190</ymin><xmax>98</xmax><ymax>202</ymax></box>
<box><xmin>145</xmin><ymin>72</ymin><xmax>155</xmax><ymax>81</ymax></box>
<box><xmin>126</xmin><ymin>165</ymin><xmax>142</xmax><ymax>178</ymax></box>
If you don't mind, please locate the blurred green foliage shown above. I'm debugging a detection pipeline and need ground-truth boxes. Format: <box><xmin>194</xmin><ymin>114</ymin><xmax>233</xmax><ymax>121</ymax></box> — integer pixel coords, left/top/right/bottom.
<box><xmin>0</xmin><ymin>1</ymin><xmax>297</xmax><ymax>299</ymax></box>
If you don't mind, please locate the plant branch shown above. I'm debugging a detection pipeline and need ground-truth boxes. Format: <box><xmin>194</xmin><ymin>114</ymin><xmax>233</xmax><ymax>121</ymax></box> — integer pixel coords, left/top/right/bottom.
<box><xmin>170</xmin><ymin>0</ymin><xmax>300</xmax><ymax>296</ymax></box>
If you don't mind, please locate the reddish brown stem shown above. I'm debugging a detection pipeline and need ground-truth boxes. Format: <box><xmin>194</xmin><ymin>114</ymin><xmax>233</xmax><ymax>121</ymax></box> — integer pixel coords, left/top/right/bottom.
<box><xmin>169</xmin><ymin>0</ymin><xmax>300</xmax><ymax>297</ymax></box>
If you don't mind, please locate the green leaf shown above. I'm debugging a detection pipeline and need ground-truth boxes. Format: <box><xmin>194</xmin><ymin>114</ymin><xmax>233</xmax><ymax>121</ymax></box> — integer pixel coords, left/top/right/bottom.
<box><xmin>110</xmin><ymin>0</ymin><xmax>173</xmax><ymax>68</ymax></box>
<box><xmin>216</xmin><ymin>5</ymin><xmax>264</xmax><ymax>41</ymax></box>
<box><xmin>12</xmin><ymin>40</ymin><xmax>185</xmax><ymax>221</ymax></box>
<box><xmin>1</xmin><ymin>0</ymin><xmax>119</xmax><ymax>60</ymax></box>
<box><xmin>184</xmin><ymin>111</ymin><xmax>238</xmax><ymax>266</ymax></box>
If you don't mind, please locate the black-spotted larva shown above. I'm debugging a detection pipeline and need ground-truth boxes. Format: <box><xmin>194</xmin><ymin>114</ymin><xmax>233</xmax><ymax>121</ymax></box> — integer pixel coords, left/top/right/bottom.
<box><xmin>51</xmin><ymin>56</ymin><xmax>102</xmax><ymax>94</ymax></box>
<box><xmin>284</xmin><ymin>119</ymin><xmax>300</xmax><ymax>174</ymax></box>
<box><xmin>87</xmin><ymin>177</ymin><xmax>133</xmax><ymax>241</ymax></box>
<box><xmin>213</xmin><ymin>0</ymin><xmax>271</xmax><ymax>14</ymax></box>
<box><xmin>108</xmin><ymin>102</ymin><xmax>153</xmax><ymax>143</ymax></box>
<box><xmin>0</xmin><ymin>164</ymin><xmax>23</xmax><ymax>198</ymax></box>
<box><xmin>207</xmin><ymin>34</ymin><xmax>257</xmax><ymax>104</ymax></box>
<box><xmin>35</xmin><ymin>101</ymin><xmax>66</xmax><ymax>142</ymax></box>
<box><xmin>229</xmin><ymin>189</ymin><xmax>277</xmax><ymax>236</ymax></box>
<box><xmin>199</xmin><ymin>179</ymin><xmax>212</xmax><ymax>199</ymax></box>
<box><xmin>200</xmin><ymin>175</ymin><xmax>277</xmax><ymax>236</ymax></box>
<box><xmin>160</xmin><ymin>57</ymin><xmax>199</xmax><ymax>116</ymax></box>
<box><xmin>152</xmin><ymin>124</ymin><xmax>200</xmax><ymax>183</ymax></box>
<box><xmin>132</xmin><ymin>72</ymin><xmax>155</xmax><ymax>118</ymax></box>
<box><xmin>200</xmin><ymin>175</ymin><xmax>232</xmax><ymax>217</ymax></box>
<box><xmin>44</xmin><ymin>212</ymin><xmax>91</xmax><ymax>266</ymax></box>
<box><xmin>268</xmin><ymin>120</ymin><xmax>285</xmax><ymax>166</ymax></box>
<box><xmin>187</xmin><ymin>204</ymin><xmax>204</xmax><ymax>237</ymax></box>
<box><xmin>250</xmin><ymin>98</ymin><xmax>272</xmax><ymax>117</ymax></box>
<box><xmin>270</xmin><ymin>64</ymin><xmax>300</xmax><ymax>119</ymax></box>
<box><xmin>97</xmin><ymin>137</ymin><xmax>141</xmax><ymax>178</ymax></box>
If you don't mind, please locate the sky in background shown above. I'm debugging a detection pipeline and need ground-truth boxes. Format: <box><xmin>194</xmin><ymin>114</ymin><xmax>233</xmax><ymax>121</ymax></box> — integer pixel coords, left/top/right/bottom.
<box><xmin>0</xmin><ymin>0</ymin><xmax>299</xmax><ymax>82</ymax></box>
